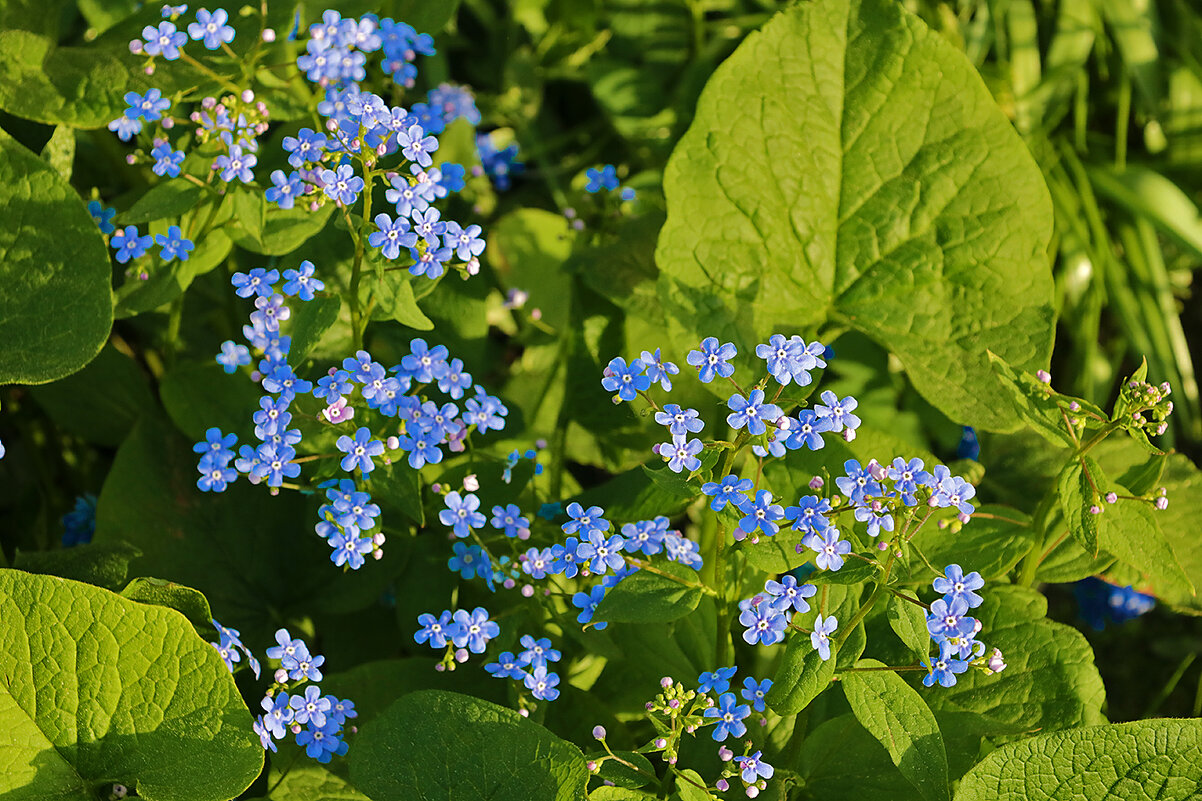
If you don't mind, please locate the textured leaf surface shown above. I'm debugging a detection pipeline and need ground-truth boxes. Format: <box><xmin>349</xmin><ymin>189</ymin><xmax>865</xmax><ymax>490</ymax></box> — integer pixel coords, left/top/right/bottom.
<box><xmin>1058</xmin><ymin>459</ymin><xmax>1100</xmax><ymax>555</ymax></box>
<box><xmin>30</xmin><ymin>343</ymin><xmax>153</xmax><ymax>447</ymax></box>
<box><xmin>350</xmin><ymin>690</ymin><xmax>588</xmax><ymax>801</ymax></box>
<box><xmin>887</xmin><ymin>590</ymin><xmax>930</xmax><ymax>661</ymax></box>
<box><xmin>844</xmin><ymin>659</ymin><xmax>950</xmax><ymax>801</ymax></box>
<box><xmin>910</xmin><ymin>506</ymin><xmax>1035</xmax><ymax>581</ymax></box>
<box><xmin>766</xmin><ymin>632</ymin><xmax>836</xmax><ymax>715</ymax></box>
<box><xmin>595</xmin><ymin>562</ymin><xmax>703</xmax><ymax>623</ymax></box>
<box><xmin>0</xmin><ymin>129</ymin><xmax>112</xmax><ymax>385</ymax></box>
<box><xmin>655</xmin><ymin>0</ymin><xmax>1055</xmax><ymax>430</ymax></box>
<box><xmin>955</xmin><ymin>718</ymin><xmax>1202</xmax><ymax>801</ymax></box>
<box><xmin>0</xmin><ymin>570</ymin><xmax>261</xmax><ymax>800</ymax></box>
<box><xmin>799</xmin><ymin>714</ymin><xmax>919</xmax><ymax>801</ymax></box>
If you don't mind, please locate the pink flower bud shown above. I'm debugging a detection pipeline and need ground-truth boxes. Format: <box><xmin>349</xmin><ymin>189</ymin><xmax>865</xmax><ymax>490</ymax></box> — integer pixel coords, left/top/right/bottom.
<box><xmin>129</xmin><ymin>39</ymin><xmax>144</xmax><ymax>53</ymax></box>
<box><xmin>1105</xmin><ymin>492</ymin><xmax>1118</xmax><ymax>504</ymax></box>
<box><xmin>454</xmin><ymin>648</ymin><xmax>469</xmax><ymax>663</ymax></box>
<box><xmin>518</xmin><ymin>708</ymin><xmax>529</xmax><ymax>717</ymax></box>
<box><xmin>587</xmin><ymin>761</ymin><xmax>598</xmax><ymax>772</ymax></box>
<box><xmin>274</xmin><ymin>668</ymin><xmax>288</xmax><ymax>683</ymax></box>
<box><xmin>463</xmin><ymin>474</ymin><xmax>479</xmax><ymax>492</ymax></box>
<box><xmin>593</xmin><ymin>725</ymin><xmax>606</xmax><ymax>740</ymax></box>
<box><xmin>261</xmin><ymin>28</ymin><xmax>276</xmax><ymax>42</ymax></box>
<box><xmin>716</xmin><ymin>779</ymin><xmax>730</xmax><ymax>792</ymax></box>
<box><xmin>718</xmin><ymin>746</ymin><xmax>733</xmax><ymax>761</ymax></box>
<box><xmin>502</xmin><ymin>578</ymin><xmax>515</xmax><ymax>589</ymax></box>
<box><xmin>241</xmin><ymin>89</ymin><xmax>255</xmax><ymax>103</ymax></box>
<box><xmin>521</xmin><ymin>584</ymin><xmax>534</xmax><ymax>597</ymax></box>
<box><xmin>1089</xmin><ymin>505</ymin><xmax>1102</xmax><ymax>515</ymax></box>
<box><xmin>162</xmin><ymin>117</ymin><xmax>175</xmax><ymax>129</ymax></box>
<box><xmin>746</xmin><ymin>787</ymin><xmax>759</xmax><ymax>799</ymax></box>
<box><xmin>1036</xmin><ymin>369</ymin><xmax>1051</xmax><ymax>384</ymax></box>
<box><xmin>1155</xmin><ymin>497</ymin><xmax>1169</xmax><ymax>510</ymax></box>
<box><xmin>660</xmin><ymin>676</ymin><xmax>673</xmax><ymax>688</ymax></box>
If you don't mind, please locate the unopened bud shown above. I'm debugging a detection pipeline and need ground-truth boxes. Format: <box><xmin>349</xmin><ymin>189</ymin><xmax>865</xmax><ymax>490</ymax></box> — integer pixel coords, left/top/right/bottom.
<box><xmin>1155</xmin><ymin>497</ymin><xmax>1169</xmax><ymax>510</ymax></box>
<box><xmin>1089</xmin><ymin>505</ymin><xmax>1102</xmax><ymax>515</ymax></box>
<box><xmin>454</xmin><ymin>648</ymin><xmax>469</xmax><ymax>663</ymax></box>
<box><xmin>262</xmin><ymin>27</ymin><xmax>276</xmax><ymax>41</ymax></box>
<box><xmin>1105</xmin><ymin>492</ymin><xmax>1118</xmax><ymax>504</ymax></box>
<box><xmin>587</xmin><ymin>760</ymin><xmax>598</xmax><ymax>772</ymax></box>
<box><xmin>274</xmin><ymin>668</ymin><xmax>288</xmax><ymax>683</ymax></box>
<box><xmin>463</xmin><ymin>473</ymin><xmax>479</xmax><ymax>492</ymax></box>
<box><xmin>716</xmin><ymin>778</ymin><xmax>730</xmax><ymax>791</ymax></box>
<box><xmin>655</xmin><ymin>737</ymin><xmax>667</xmax><ymax>748</ymax></box>
<box><xmin>129</xmin><ymin>39</ymin><xmax>143</xmax><ymax>53</ymax></box>
<box><xmin>1036</xmin><ymin>369</ymin><xmax>1051</xmax><ymax>384</ymax></box>
<box><xmin>718</xmin><ymin>745</ymin><xmax>733</xmax><ymax>761</ymax></box>
<box><xmin>162</xmin><ymin>117</ymin><xmax>175</xmax><ymax>129</ymax></box>
<box><xmin>988</xmin><ymin>648</ymin><xmax>1007</xmax><ymax>673</ymax></box>
<box><xmin>593</xmin><ymin>725</ymin><xmax>607</xmax><ymax>740</ymax></box>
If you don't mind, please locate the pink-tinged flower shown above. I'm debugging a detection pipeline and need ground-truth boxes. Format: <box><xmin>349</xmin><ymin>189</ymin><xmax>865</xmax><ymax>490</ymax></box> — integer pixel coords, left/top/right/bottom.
<box><xmin>323</xmin><ymin>398</ymin><xmax>355</xmax><ymax>424</ymax></box>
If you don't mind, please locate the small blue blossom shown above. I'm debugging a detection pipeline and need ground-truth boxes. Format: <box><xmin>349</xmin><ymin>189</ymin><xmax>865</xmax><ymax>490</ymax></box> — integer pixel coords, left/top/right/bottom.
<box><xmin>585</xmin><ymin>164</ymin><xmax>619</xmax><ymax>192</ymax></box>
<box><xmin>450</xmin><ymin>607</ymin><xmax>499</xmax><ymax>653</ymax></box>
<box><xmin>283</xmin><ymin>128</ymin><xmax>328</xmax><ymax>167</ymax></box>
<box><xmin>335</xmin><ymin>427</ymin><xmax>384</xmax><ymax>473</ymax></box>
<box><xmin>440</xmin><ymin>491</ymin><xmax>486</xmax><ymax>538</ymax></box>
<box><xmin>447</xmin><ymin>541</ymin><xmax>487</xmax><ymax>580</ymax></box>
<box><xmin>443</xmin><ymin>221</ymin><xmax>486</xmax><ymax>261</ymax></box>
<box><xmin>321</xmin><ymin>164</ymin><xmax>364</xmax><ymax>205</ymax></box>
<box><xmin>436</xmin><ymin>358</ymin><xmax>472</xmax><ymax>400</ymax></box>
<box><xmin>811</xmin><ymin>614</ymin><xmax>838</xmax><ymax>661</ymax></box>
<box><xmin>155</xmin><ymin>225</ymin><xmax>194</xmax><ymax>261</ymax></box>
<box><xmin>282</xmin><ymin>260</ymin><xmax>325</xmax><ymax>301</ymax></box>
<box><xmin>400</xmin><ymin>338</ymin><xmax>448</xmax><ymax>383</ymax></box>
<box><xmin>524</xmin><ymin>666</ymin><xmax>561</xmax><ymax>701</ymax></box>
<box><xmin>640</xmin><ymin>348</ymin><xmax>679</xmax><ymax>391</ymax></box>
<box><xmin>188</xmin><ymin>7</ymin><xmax>235</xmax><ymax>49</ymax></box>
<box><xmin>703</xmin><ymin>692</ymin><xmax>750</xmax><ymax>741</ymax></box>
<box><xmin>260</xmin><ymin>693</ymin><xmax>294</xmax><ymax>739</ymax></box>
<box><xmin>735</xmin><ymin>751</ymin><xmax>774</xmax><ymax>784</ymax></box>
<box><xmin>741</xmin><ymin>677</ymin><xmax>773</xmax><ymax>713</ymax></box>
<box><xmin>330</xmin><ymin>531</ymin><xmax>373</xmax><ymax>569</ymax></box>
<box><xmin>835</xmin><ymin>459</ymin><xmax>882</xmax><ymax>505</ymax></box>
<box><xmin>296</xmin><ymin>720</ymin><xmax>347</xmax><ymax>764</ymax></box>
<box><xmin>108</xmin><ymin>115</ymin><xmax>141</xmax><ymax>141</ymax></box>
<box><xmin>784</xmin><ymin>410</ymin><xmax>833</xmax><ymax>451</ymax></box>
<box><xmin>491</xmin><ymin>504</ymin><xmax>530</xmax><ymax>538</ymax></box>
<box><xmin>551</xmin><ymin>537</ymin><xmax>582</xmax><ymax>579</ymax></box>
<box><xmin>927</xmin><ymin>597</ymin><xmax>976</xmax><ymax>639</ymax></box>
<box><xmin>485</xmin><ymin>652</ymin><xmax>528</xmax><ymax>680</ymax></box>
<box><xmin>661</xmin><ymin>437</ymin><xmax>703</xmax><ymax>473</ymax></box>
<box><xmin>726</xmin><ymin>389</ymin><xmax>783</xmax><ymax>436</ymax></box>
<box><xmin>215</xmin><ymin>144</ymin><xmax>256</xmax><ymax>183</ymax></box>
<box><xmin>290</xmin><ymin>686</ymin><xmax>331</xmax><ymax>728</ymax></box>
<box><xmin>576</xmin><ymin>529</ymin><xmax>626</xmax><ymax>575</ymax></box>
<box><xmin>518</xmin><ymin>635</ymin><xmax>561</xmax><ymax>668</ymax></box>
<box><xmin>111</xmin><ymin>226</ymin><xmax>152</xmax><ymax>263</ymax></box>
<box><xmin>60</xmin><ymin>493</ymin><xmax>98</xmax><ymax>547</ymax></box>
<box><xmin>887</xmin><ymin>457</ymin><xmax>932</xmax><ymax>504</ymax></box>
<box><xmin>738</xmin><ymin>490</ymin><xmax>784</xmax><ymax>539</ymax></box>
<box><xmin>415</xmin><ymin>611</ymin><xmax>455</xmax><ymax>648</ymax></box>
<box><xmin>698</xmin><ymin>666</ymin><xmax>738</xmax><ymax>694</ymax></box>
<box><xmin>923</xmin><ymin>640</ymin><xmax>970</xmax><ymax>688</ymax></box>
<box><xmin>686</xmin><ymin>337</ymin><xmax>736</xmax><ymax>383</ymax></box>
<box><xmin>265</xmin><ymin>629</ymin><xmax>310</xmax><ymax>670</ymax></box>
<box><xmin>265</xmin><ymin>169</ymin><xmax>305</xmax><ymax>210</ymax></box>
<box><xmin>813</xmin><ymin>390</ymin><xmax>861</xmax><ymax>434</ymax></box>
<box><xmin>804</xmin><ymin>527</ymin><xmax>852</xmax><ymax>571</ymax></box>
<box><xmin>87</xmin><ymin>201</ymin><xmax>116</xmax><ymax>234</ymax></box>
<box><xmin>193</xmin><ymin>427</ymin><xmax>237</xmax><ymax>462</ymax></box>
<box><xmin>701</xmin><ymin>474</ymin><xmax>754</xmax><ymax>513</ymax></box>
<box><xmin>150</xmin><ymin>140</ymin><xmax>185</xmax><ymax>177</ymax></box>
<box><xmin>654</xmin><ymin>404</ymin><xmax>704</xmax><ymax>438</ymax></box>
<box><xmin>601</xmin><ymin>356</ymin><xmax>650</xmax><ymax>401</ymax></box>
<box><xmin>739</xmin><ymin>597</ymin><xmax>787</xmax><ymax>646</ymax></box>
<box><xmin>521</xmin><ymin>547</ymin><xmax>554</xmax><ymax>578</ymax></box>
<box><xmin>764</xmin><ymin>575</ymin><xmax>816</xmax><ymax>614</ymax></box>
<box><xmin>572</xmin><ymin>584</ymin><xmax>608</xmax><ymax>629</ymax></box>
<box><xmin>397</xmin><ymin>123</ymin><xmax>438</xmax><ymax>167</ymax></box>
<box><xmin>231</xmin><ymin>267</ymin><xmax>279</xmax><ymax>298</ymax></box>
<box><xmin>783</xmin><ymin>495</ymin><xmax>831</xmax><ymax>532</ymax></box>
<box><xmin>369</xmin><ymin>213</ymin><xmax>418</xmax><ymax>259</ymax></box>
<box><xmin>124</xmin><ymin>88</ymin><xmax>171</xmax><ymax>120</ymax></box>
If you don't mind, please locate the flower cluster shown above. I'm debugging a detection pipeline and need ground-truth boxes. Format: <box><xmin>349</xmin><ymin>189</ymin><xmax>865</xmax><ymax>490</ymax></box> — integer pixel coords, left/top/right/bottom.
<box><xmin>485</xmin><ymin>634</ymin><xmax>563</xmax><ymax>702</ymax></box>
<box><xmin>584</xmin><ymin>163</ymin><xmax>636</xmax><ymax>201</ymax></box>
<box><xmin>414</xmin><ymin>607</ymin><xmax>500</xmax><ymax>663</ymax></box>
<box><xmin>410</xmin><ymin>83</ymin><xmax>481</xmax><ymax>134</ymax></box>
<box><xmin>477</xmin><ymin>132</ymin><xmax>523</xmax><ymax>191</ymax></box>
<box><xmin>1074</xmin><ymin>577</ymin><xmax>1156</xmax><ymax>629</ymax></box>
<box><xmin>61</xmin><ymin>493</ymin><xmax>98</xmax><ymax>548</ymax></box>
<box><xmin>924</xmin><ymin>564</ymin><xmax>1005</xmax><ymax>687</ymax></box>
<box><xmin>296</xmin><ymin>10</ymin><xmax>433</xmax><ymax>89</ymax></box>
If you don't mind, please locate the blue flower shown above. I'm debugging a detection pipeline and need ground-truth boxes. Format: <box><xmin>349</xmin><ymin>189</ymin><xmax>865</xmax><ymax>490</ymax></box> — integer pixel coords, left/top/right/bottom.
<box><xmin>764</xmin><ymin>575</ymin><xmax>816</xmax><ymax>614</ymax></box>
<box><xmin>265</xmin><ymin>169</ymin><xmax>305</xmax><ymax>210</ymax></box>
<box><xmin>811</xmin><ymin>614</ymin><xmax>838</xmax><ymax>661</ymax></box>
<box><xmin>290</xmin><ymin>685</ymin><xmax>331</xmax><ymax>728</ymax></box>
<box><xmin>620</xmin><ymin>517</ymin><xmax>669</xmax><ymax>556</ymax></box>
<box><xmin>518</xmin><ymin>635</ymin><xmax>561</xmax><ymax>668</ymax></box>
<box><xmin>654</xmin><ymin>404</ymin><xmax>704</xmax><ymax>438</ymax></box>
<box><xmin>450</xmin><ymin>607</ymin><xmax>499</xmax><ymax>653</ymax></box>
<box><xmin>443</xmin><ymin>221</ymin><xmax>486</xmax><ymax>261</ymax></box>
<box><xmin>87</xmin><ymin>201</ymin><xmax>116</xmax><ymax>234</ymax></box>
<box><xmin>193</xmin><ymin>427</ymin><xmax>237</xmax><ymax>462</ymax></box>
<box><xmin>956</xmin><ymin>426</ymin><xmax>980</xmax><ymax>461</ymax></box>
<box><xmin>739</xmin><ymin>598</ymin><xmax>787</xmax><ymax>646</ymax></box>
<box><xmin>60</xmin><ymin>493</ymin><xmax>98</xmax><ymax>547</ymax></box>
<box><xmin>601</xmin><ymin>356</ymin><xmax>650</xmax><ymax>401</ymax></box>
<box><xmin>572</xmin><ymin>584</ymin><xmax>608</xmax><ymax>629</ymax></box>
<box><xmin>576</xmin><ymin>530</ymin><xmax>626</xmax><ymax>575</ymax></box>
<box><xmin>330</xmin><ymin>532</ymin><xmax>373</xmax><ymax>569</ymax></box>
<box><xmin>524</xmin><ymin>666</ymin><xmax>560</xmax><ymax>701</ymax></box>
<box><xmin>698</xmin><ymin>666</ymin><xmax>737</xmax><ymax>694</ymax></box>
<box><xmin>447</xmin><ymin>542</ymin><xmax>487</xmax><ymax>580</ymax></box>
<box><xmin>415</xmin><ymin>610</ymin><xmax>455</xmax><ymax>648</ymax></box>
<box><xmin>933</xmin><ymin>475</ymin><xmax>977</xmax><ymax>516</ymax></box>
<box><xmin>703</xmin><ymin>692</ymin><xmax>750</xmax><ymax>741</ymax></box>
<box><xmin>738</xmin><ymin>490</ymin><xmax>784</xmax><ymax>539</ymax></box>
<box><xmin>212</xmin><ymin>640</ymin><xmax>241</xmax><ymax>670</ymax></box>
<box><xmin>397</xmin><ymin>431</ymin><xmax>442</xmax><ymax>468</ymax></box>
<box><xmin>142</xmin><ymin>21</ymin><xmax>188</xmax><ymax>59</ymax></box>
<box><xmin>281</xmin><ymin>260</ymin><xmax>324</xmax><ymax>301</ymax></box>
<box><xmin>155</xmin><ymin>225</ymin><xmax>194</xmax><ymax>261</ymax></box>
<box><xmin>437</xmin><ymin>358</ymin><xmax>473</xmax><ymax>399</ymax></box>
<box><xmin>741</xmin><ymin>677</ymin><xmax>772</xmax><ymax>713</ymax></box>
<box><xmin>439</xmin><ymin>491</ymin><xmax>486</xmax><ymax>538</ymax></box>
<box><xmin>701</xmin><ymin>474</ymin><xmax>753</xmax><ymax>513</ymax></box>
<box><xmin>124</xmin><ymin>88</ymin><xmax>171</xmax><ymax>120</ymax></box>
<box><xmin>726</xmin><ymin>389</ymin><xmax>783</xmax><ymax>436</ymax></box>
<box><xmin>215</xmin><ymin>145</ymin><xmax>256</xmax><ymax>183</ymax></box>
<box><xmin>108</xmin><ymin>115</ymin><xmax>142</xmax><ymax>141</ymax></box>
<box><xmin>661</xmin><ymin>437</ymin><xmax>703</xmax><ymax>473</ymax></box>
<box><xmin>188</xmin><ymin>7</ymin><xmax>235</xmax><ymax>49</ymax></box>
<box><xmin>522</xmin><ymin>547</ymin><xmax>554</xmax><ymax>579</ymax></box>
<box><xmin>491</xmin><ymin>504</ymin><xmax>530</xmax><ymax>538</ymax></box>
<box><xmin>563</xmin><ymin>502</ymin><xmax>608</xmax><ymax>535</ymax></box>
<box><xmin>265</xmin><ymin>628</ymin><xmax>310</xmax><ymax>668</ymax></box>
<box><xmin>327</xmin><ymin>696</ymin><xmax>357</xmax><ymax>726</ymax></box>
<box><xmin>400</xmin><ymin>338</ymin><xmax>448</xmax><ymax>383</ymax></box>
<box><xmin>923</xmin><ymin>640</ymin><xmax>970</xmax><ymax>688</ymax></box>
<box><xmin>485</xmin><ymin>652</ymin><xmax>528</xmax><ymax>680</ymax></box>
<box><xmin>585</xmin><ymin>164</ymin><xmax>619</xmax><ymax>193</ymax></box>
<box><xmin>150</xmin><ymin>140</ymin><xmax>185</xmax><ymax>177</ymax></box>
<box><xmin>321</xmin><ymin>164</ymin><xmax>364</xmax><ymax>205</ymax></box>
<box><xmin>735</xmin><ymin>751</ymin><xmax>774</xmax><ymax>784</ymax></box>
<box><xmin>336</xmin><ymin>427</ymin><xmax>384</xmax><ymax>473</ymax></box>
<box><xmin>927</xmin><ymin>597</ymin><xmax>976</xmax><ymax>639</ymax></box>
<box><xmin>283</xmin><ymin>128</ymin><xmax>328</xmax><ymax>167</ymax></box>
<box><xmin>111</xmin><ymin>226</ymin><xmax>152</xmax><ymax>263</ymax></box>
<box><xmin>296</xmin><ymin>720</ymin><xmax>347</xmax><ymax>764</ymax></box>
<box><xmin>196</xmin><ymin>461</ymin><xmax>237</xmax><ymax>492</ymax></box>
<box><xmin>260</xmin><ymin>693</ymin><xmax>294</xmax><ymax>739</ymax></box>
<box><xmin>854</xmin><ymin>505</ymin><xmax>894</xmax><ymax>538</ymax></box>
<box><xmin>551</xmin><ymin>538</ymin><xmax>581</xmax><ymax>579</ymax></box>
<box><xmin>313</xmin><ymin>369</ymin><xmax>352</xmax><ymax>402</ymax></box>
<box><xmin>783</xmin><ymin>495</ymin><xmax>831</xmax><ymax>532</ymax></box>
<box><xmin>639</xmin><ymin>348</ymin><xmax>679</xmax><ymax>391</ymax></box>
<box><xmin>397</xmin><ymin>123</ymin><xmax>438</xmax><ymax>167</ymax></box>
<box><xmin>835</xmin><ymin>459</ymin><xmax>882</xmax><ymax>505</ymax></box>
<box><xmin>368</xmin><ymin>212</ymin><xmax>418</xmax><ymax>259</ymax></box>
<box><xmin>686</xmin><ymin>337</ymin><xmax>736</xmax><ymax>383</ymax></box>
<box><xmin>887</xmin><ymin>457</ymin><xmax>931</xmax><ymax>503</ymax></box>
<box><xmin>231</xmin><ymin>267</ymin><xmax>279</xmax><ymax>298</ymax></box>
<box><xmin>784</xmin><ymin>410</ymin><xmax>833</xmax><ymax>451</ymax></box>
<box><xmin>804</xmin><ymin>527</ymin><xmax>852</xmax><ymax>571</ymax></box>
<box><xmin>252</xmin><ymin>396</ymin><xmax>291</xmax><ymax>439</ymax></box>
<box><xmin>813</xmin><ymin>390</ymin><xmax>861</xmax><ymax>433</ymax></box>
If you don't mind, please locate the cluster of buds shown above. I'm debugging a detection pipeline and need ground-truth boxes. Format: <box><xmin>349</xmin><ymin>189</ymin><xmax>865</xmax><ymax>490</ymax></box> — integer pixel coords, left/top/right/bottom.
<box><xmin>641</xmin><ymin>677</ymin><xmax>715</xmax><ymax>766</ymax></box>
<box><xmin>716</xmin><ymin>742</ymin><xmax>774</xmax><ymax>798</ymax></box>
<box><xmin>1115</xmin><ymin>378</ymin><xmax>1174</xmax><ymax>437</ymax></box>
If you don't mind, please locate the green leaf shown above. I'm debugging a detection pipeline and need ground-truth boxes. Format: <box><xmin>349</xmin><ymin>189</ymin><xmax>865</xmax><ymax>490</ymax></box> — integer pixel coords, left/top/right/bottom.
<box><xmin>595</xmin><ymin>561</ymin><xmax>703</xmax><ymax>624</ymax></box>
<box><xmin>349</xmin><ymin>690</ymin><xmax>588</xmax><ymax>801</ymax></box>
<box><xmin>988</xmin><ymin>353</ymin><xmax>1076</xmax><ymax>447</ymax></box>
<box><xmin>12</xmin><ymin>541</ymin><xmax>141</xmax><ymax>590</ymax></box>
<box><xmin>672</xmin><ymin>769</ymin><xmax>716</xmax><ymax>801</ymax></box>
<box><xmin>230</xmin><ymin>202</ymin><xmax>334</xmax><ymax>256</ymax></box>
<box><xmin>120</xmin><ymin>577</ymin><xmax>213</xmax><ymax>627</ymax></box>
<box><xmin>159</xmin><ymin>360</ymin><xmax>264</xmax><ymax>441</ymax></box>
<box><xmin>909</xmin><ymin>505</ymin><xmax>1036</xmax><ymax>581</ymax></box>
<box><xmin>844</xmin><ymin>658</ymin><xmax>950</xmax><ymax>801</ymax></box>
<box><xmin>366</xmin><ymin>272</ymin><xmax>434</xmax><ymax>330</ymax></box>
<box><xmin>655</xmin><ymin>0</ymin><xmax>1055</xmax><ymax>431</ymax></box>
<box><xmin>488</xmin><ymin>208</ymin><xmax>574</xmax><ymax>331</ymax></box>
<box><xmin>290</xmin><ymin>295</ymin><xmax>342</xmax><ymax>362</ymax></box>
<box><xmin>0</xmin><ymin>570</ymin><xmax>262</xmax><ymax>800</ymax></box>
<box><xmin>1140</xmin><ymin>454</ymin><xmax>1202</xmax><ymax>609</ymax></box>
<box><xmin>888</xmin><ymin>590</ymin><xmax>930</xmax><ymax>661</ymax></box>
<box><xmin>0</xmin><ymin>129</ymin><xmax>112</xmax><ymax>385</ymax></box>
<box><xmin>121</xmin><ymin>182</ymin><xmax>208</xmax><ymax>225</ymax></box>
<box><xmin>393</xmin><ymin>0</ymin><xmax>463</xmax><ymax>32</ymax></box>
<box><xmin>0</xmin><ymin>31</ymin><xmax>141</xmax><ymax>128</ymax></box>
<box><xmin>258</xmin><ymin>762</ymin><xmax>369</xmax><ymax>801</ymax></box>
<box><xmin>596</xmin><ymin>751</ymin><xmax>656</xmax><ymax>789</ymax></box>
<box><xmin>1058</xmin><ymin>458</ymin><xmax>1100</xmax><ymax>555</ymax></box>
<box><xmin>40</xmin><ymin>125</ymin><xmax>74</xmax><ymax>181</ymax></box>
<box><xmin>925</xmin><ymin>586</ymin><xmax>1105</xmax><ymax>735</ymax></box>
<box><xmin>955</xmin><ymin>719</ymin><xmax>1202</xmax><ymax>801</ymax></box>
<box><xmin>369</xmin><ymin>460</ymin><xmax>425</xmax><ymax>526</ymax></box>
<box><xmin>766</xmin><ymin>632</ymin><xmax>837</xmax><ymax>715</ymax></box>
<box><xmin>799</xmin><ymin>714</ymin><xmax>919</xmax><ymax>801</ymax></box>
<box><xmin>30</xmin><ymin>343</ymin><xmax>153</xmax><ymax>447</ymax></box>
<box><xmin>114</xmin><ymin>227</ymin><xmax>233</xmax><ymax>318</ymax></box>
<box><xmin>1097</xmin><ymin>480</ymin><xmax>1194</xmax><ymax>599</ymax></box>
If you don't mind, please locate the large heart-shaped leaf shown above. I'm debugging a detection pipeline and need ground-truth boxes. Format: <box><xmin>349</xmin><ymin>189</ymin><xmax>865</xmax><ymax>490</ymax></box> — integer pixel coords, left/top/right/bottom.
<box><xmin>655</xmin><ymin>0</ymin><xmax>1055</xmax><ymax>430</ymax></box>
<box><xmin>0</xmin><ymin>570</ymin><xmax>262</xmax><ymax>800</ymax></box>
